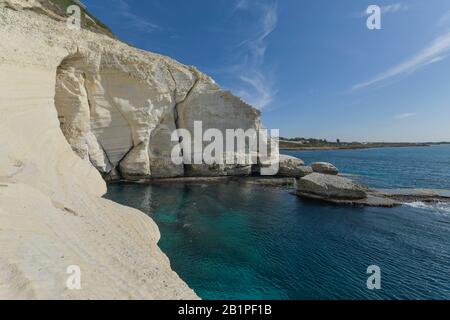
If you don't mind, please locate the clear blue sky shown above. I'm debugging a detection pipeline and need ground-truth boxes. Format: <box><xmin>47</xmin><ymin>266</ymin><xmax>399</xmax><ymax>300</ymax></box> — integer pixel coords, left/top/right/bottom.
<box><xmin>83</xmin><ymin>0</ymin><xmax>450</xmax><ymax>142</ymax></box>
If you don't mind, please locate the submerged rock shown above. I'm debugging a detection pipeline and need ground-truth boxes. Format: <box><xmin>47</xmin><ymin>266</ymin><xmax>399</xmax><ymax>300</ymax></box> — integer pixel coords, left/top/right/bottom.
<box><xmin>311</xmin><ymin>162</ymin><xmax>339</xmax><ymax>175</ymax></box>
<box><xmin>297</xmin><ymin>173</ymin><xmax>367</xmax><ymax>200</ymax></box>
<box><xmin>373</xmin><ymin>188</ymin><xmax>450</xmax><ymax>203</ymax></box>
<box><xmin>298</xmin><ymin>192</ymin><xmax>401</xmax><ymax>208</ymax></box>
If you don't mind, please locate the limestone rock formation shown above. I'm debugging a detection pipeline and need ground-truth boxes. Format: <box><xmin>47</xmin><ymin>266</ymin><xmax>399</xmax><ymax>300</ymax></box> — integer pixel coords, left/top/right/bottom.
<box><xmin>53</xmin><ymin>44</ymin><xmax>261</xmax><ymax>181</ymax></box>
<box><xmin>1</xmin><ymin>1</ymin><xmax>262</xmax><ymax>182</ymax></box>
<box><xmin>0</xmin><ymin>0</ymin><xmax>222</xmax><ymax>299</ymax></box>
<box><xmin>297</xmin><ymin>173</ymin><xmax>368</xmax><ymax>200</ymax></box>
<box><xmin>297</xmin><ymin>173</ymin><xmax>402</xmax><ymax>207</ymax></box>
<box><xmin>311</xmin><ymin>162</ymin><xmax>339</xmax><ymax>175</ymax></box>
<box><xmin>177</xmin><ymin>74</ymin><xmax>262</xmax><ymax>177</ymax></box>
<box><xmin>277</xmin><ymin>155</ymin><xmax>312</xmax><ymax>177</ymax></box>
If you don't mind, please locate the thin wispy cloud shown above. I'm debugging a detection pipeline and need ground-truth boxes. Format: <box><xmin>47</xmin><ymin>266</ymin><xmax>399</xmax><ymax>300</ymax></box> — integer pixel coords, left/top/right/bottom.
<box><xmin>238</xmin><ymin>1</ymin><xmax>277</xmax><ymax>63</ymax></box>
<box><xmin>114</xmin><ymin>0</ymin><xmax>162</xmax><ymax>33</ymax></box>
<box><xmin>380</xmin><ymin>3</ymin><xmax>409</xmax><ymax>14</ymax></box>
<box><xmin>395</xmin><ymin>112</ymin><xmax>418</xmax><ymax>120</ymax></box>
<box><xmin>229</xmin><ymin>0</ymin><xmax>278</xmax><ymax>110</ymax></box>
<box><xmin>234</xmin><ymin>0</ymin><xmax>250</xmax><ymax>10</ymax></box>
<box><xmin>424</xmin><ymin>55</ymin><xmax>448</xmax><ymax>65</ymax></box>
<box><xmin>357</xmin><ymin>2</ymin><xmax>408</xmax><ymax>17</ymax></box>
<box><xmin>351</xmin><ymin>31</ymin><xmax>450</xmax><ymax>91</ymax></box>
<box><xmin>238</xmin><ymin>71</ymin><xmax>275</xmax><ymax>111</ymax></box>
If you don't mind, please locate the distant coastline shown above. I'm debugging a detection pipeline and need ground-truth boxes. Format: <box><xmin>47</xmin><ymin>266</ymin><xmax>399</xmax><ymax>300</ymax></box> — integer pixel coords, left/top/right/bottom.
<box><xmin>279</xmin><ymin>139</ymin><xmax>450</xmax><ymax>151</ymax></box>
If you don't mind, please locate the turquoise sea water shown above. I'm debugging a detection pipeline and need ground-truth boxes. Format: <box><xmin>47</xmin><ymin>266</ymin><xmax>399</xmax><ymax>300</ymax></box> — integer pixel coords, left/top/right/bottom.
<box><xmin>105</xmin><ymin>145</ymin><xmax>450</xmax><ymax>300</ymax></box>
<box><xmin>285</xmin><ymin>144</ymin><xmax>450</xmax><ymax>189</ymax></box>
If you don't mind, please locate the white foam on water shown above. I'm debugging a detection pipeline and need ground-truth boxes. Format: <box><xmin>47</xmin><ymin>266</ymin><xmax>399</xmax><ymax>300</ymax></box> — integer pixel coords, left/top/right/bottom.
<box><xmin>405</xmin><ymin>201</ymin><xmax>429</xmax><ymax>209</ymax></box>
<box><xmin>404</xmin><ymin>201</ymin><xmax>450</xmax><ymax>215</ymax></box>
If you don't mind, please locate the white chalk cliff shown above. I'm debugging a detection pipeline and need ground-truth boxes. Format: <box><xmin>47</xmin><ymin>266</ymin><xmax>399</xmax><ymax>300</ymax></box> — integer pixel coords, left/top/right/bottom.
<box><xmin>0</xmin><ymin>0</ymin><xmax>260</xmax><ymax>299</ymax></box>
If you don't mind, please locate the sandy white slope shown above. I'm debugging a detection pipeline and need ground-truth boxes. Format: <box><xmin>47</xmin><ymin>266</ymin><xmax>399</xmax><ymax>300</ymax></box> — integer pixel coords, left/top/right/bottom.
<box><xmin>0</xmin><ymin>0</ymin><xmax>199</xmax><ymax>299</ymax></box>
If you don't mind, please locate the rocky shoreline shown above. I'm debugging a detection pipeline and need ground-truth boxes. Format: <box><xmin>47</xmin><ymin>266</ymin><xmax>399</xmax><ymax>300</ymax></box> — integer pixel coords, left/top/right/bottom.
<box><xmin>279</xmin><ymin>140</ymin><xmax>443</xmax><ymax>151</ymax></box>
<box><xmin>114</xmin><ymin>156</ymin><xmax>450</xmax><ymax>208</ymax></box>
<box><xmin>1</xmin><ymin>0</ymin><xmax>447</xmax><ymax>300</ymax></box>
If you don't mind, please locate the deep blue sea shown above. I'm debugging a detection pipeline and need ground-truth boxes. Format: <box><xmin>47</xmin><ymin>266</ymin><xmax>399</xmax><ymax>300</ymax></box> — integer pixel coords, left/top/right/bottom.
<box><xmin>105</xmin><ymin>145</ymin><xmax>450</xmax><ymax>300</ymax></box>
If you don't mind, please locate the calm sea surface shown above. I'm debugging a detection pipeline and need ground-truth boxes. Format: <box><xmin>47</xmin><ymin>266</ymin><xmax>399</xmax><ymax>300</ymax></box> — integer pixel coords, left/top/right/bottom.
<box><xmin>105</xmin><ymin>145</ymin><xmax>450</xmax><ymax>300</ymax></box>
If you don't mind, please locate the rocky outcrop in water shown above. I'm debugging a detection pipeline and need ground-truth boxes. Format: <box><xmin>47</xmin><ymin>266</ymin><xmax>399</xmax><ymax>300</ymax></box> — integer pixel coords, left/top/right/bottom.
<box><xmin>277</xmin><ymin>155</ymin><xmax>312</xmax><ymax>177</ymax></box>
<box><xmin>311</xmin><ymin>162</ymin><xmax>339</xmax><ymax>175</ymax></box>
<box><xmin>373</xmin><ymin>189</ymin><xmax>450</xmax><ymax>203</ymax></box>
<box><xmin>296</xmin><ymin>170</ymin><xmax>401</xmax><ymax>207</ymax></box>
<box><xmin>298</xmin><ymin>173</ymin><xmax>368</xmax><ymax>200</ymax></box>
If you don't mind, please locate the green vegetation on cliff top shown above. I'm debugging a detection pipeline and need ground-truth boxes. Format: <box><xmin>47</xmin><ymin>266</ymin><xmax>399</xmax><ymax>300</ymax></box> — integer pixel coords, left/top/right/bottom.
<box><xmin>36</xmin><ymin>0</ymin><xmax>115</xmax><ymax>38</ymax></box>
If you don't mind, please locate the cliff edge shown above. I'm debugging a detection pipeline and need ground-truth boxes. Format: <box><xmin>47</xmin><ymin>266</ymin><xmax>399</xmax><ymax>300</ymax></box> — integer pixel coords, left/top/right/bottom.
<box><xmin>0</xmin><ymin>0</ymin><xmax>215</xmax><ymax>299</ymax></box>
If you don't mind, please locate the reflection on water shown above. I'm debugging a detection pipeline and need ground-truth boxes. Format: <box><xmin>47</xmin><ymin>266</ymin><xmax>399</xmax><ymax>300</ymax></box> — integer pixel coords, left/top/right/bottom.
<box><xmin>106</xmin><ymin>180</ymin><xmax>450</xmax><ymax>300</ymax></box>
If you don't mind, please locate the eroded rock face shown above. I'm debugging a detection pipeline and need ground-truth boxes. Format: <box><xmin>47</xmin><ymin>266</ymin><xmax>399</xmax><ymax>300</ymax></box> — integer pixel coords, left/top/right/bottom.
<box><xmin>53</xmin><ymin>48</ymin><xmax>261</xmax><ymax>180</ymax></box>
<box><xmin>176</xmin><ymin>75</ymin><xmax>262</xmax><ymax>177</ymax></box>
<box><xmin>297</xmin><ymin>173</ymin><xmax>367</xmax><ymax>200</ymax></box>
<box><xmin>311</xmin><ymin>162</ymin><xmax>339</xmax><ymax>175</ymax></box>
<box><xmin>55</xmin><ymin>65</ymin><xmax>92</xmax><ymax>161</ymax></box>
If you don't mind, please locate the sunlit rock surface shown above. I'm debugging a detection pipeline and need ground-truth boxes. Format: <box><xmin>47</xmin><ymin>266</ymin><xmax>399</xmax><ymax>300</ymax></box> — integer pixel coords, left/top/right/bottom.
<box><xmin>0</xmin><ymin>0</ymin><xmax>210</xmax><ymax>299</ymax></box>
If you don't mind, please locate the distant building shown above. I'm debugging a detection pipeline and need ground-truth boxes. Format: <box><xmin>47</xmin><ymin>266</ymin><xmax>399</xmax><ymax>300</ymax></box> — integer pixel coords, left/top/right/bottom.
<box><xmin>73</xmin><ymin>0</ymin><xmax>86</xmax><ymax>9</ymax></box>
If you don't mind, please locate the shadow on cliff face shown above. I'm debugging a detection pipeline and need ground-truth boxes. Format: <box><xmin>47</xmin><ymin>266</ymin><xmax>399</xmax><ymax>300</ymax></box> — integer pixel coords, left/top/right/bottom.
<box><xmin>54</xmin><ymin>52</ymin><xmax>186</xmax><ymax>182</ymax></box>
